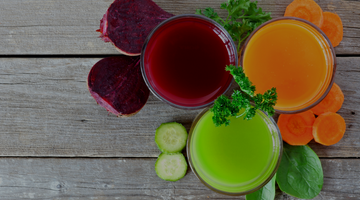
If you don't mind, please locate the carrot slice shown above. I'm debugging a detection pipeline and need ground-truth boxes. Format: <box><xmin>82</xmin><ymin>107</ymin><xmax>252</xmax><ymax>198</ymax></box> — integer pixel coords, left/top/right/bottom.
<box><xmin>313</xmin><ymin>112</ymin><xmax>346</xmax><ymax>146</ymax></box>
<box><xmin>277</xmin><ymin>110</ymin><xmax>316</xmax><ymax>145</ymax></box>
<box><xmin>320</xmin><ymin>12</ymin><xmax>343</xmax><ymax>47</ymax></box>
<box><xmin>311</xmin><ymin>83</ymin><xmax>344</xmax><ymax>115</ymax></box>
<box><xmin>284</xmin><ymin>0</ymin><xmax>323</xmax><ymax>27</ymax></box>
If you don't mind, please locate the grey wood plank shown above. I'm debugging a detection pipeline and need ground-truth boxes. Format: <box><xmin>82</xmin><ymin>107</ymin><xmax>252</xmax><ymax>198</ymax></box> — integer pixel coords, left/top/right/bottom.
<box><xmin>0</xmin><ymin>57</ymin><xmax>198</xmax><ymax>157</ymax></box>
<box><xmin>0</xmin><ymin>0</ymin><xmax>358</xmax><ymax>55</ymax></box>
<box><xmin>0</xmin><ymin>57</ymin><xmax>358</xmax><ymax>157</ymax></box>
<box><xmin>0</xmin><ymin>157</ymin><xmax>356</xmax><ymax>199</ymax></box>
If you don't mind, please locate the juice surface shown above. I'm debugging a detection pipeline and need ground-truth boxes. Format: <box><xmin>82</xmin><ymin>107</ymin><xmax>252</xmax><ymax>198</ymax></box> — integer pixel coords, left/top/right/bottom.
<box><xmin>243</xmin><ymin>20</ymin><xmax>329</xmax><ymax>110</ymax></box>
<box><xmin>190</xmin><ymin>111</ymin><xmax>274</xmax><ymax>191</ymax></box>
<box><xmin>144</xmin><ymin>18</ymin><xmax>233</xmax><ymax>107</ymax></box>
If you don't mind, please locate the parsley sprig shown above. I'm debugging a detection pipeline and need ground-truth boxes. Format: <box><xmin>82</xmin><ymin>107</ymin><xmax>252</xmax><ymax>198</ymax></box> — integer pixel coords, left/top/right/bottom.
<box><xmin>210</xmin><ymin>65</ymin><xmax>277</xmax><ymax>126</ymax></box>
<box><xmin>196</xmin><ymin>0</ymin><xmax>275</xmax><ymax>126</ymax></box>
<box><xmin>196</xmin><ymin>0</ymin><xmax>272</xmax><ymax>51</ymax></box>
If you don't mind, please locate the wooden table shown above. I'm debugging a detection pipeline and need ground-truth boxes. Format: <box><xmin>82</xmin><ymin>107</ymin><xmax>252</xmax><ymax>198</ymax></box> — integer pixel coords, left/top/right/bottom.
<box><xmin>0</xmin><ymin>0</ymin><xmax>359</xmax><ymax>199</ymax></box>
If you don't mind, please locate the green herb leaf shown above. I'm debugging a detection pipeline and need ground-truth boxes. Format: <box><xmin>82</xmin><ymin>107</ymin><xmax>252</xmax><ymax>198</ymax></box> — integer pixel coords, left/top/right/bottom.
<box><xmin>196</xmin><ymin>8</ymin><xmax>224</xmax><ymax>25</ymax></box>
<box><xmin>210</xmin><ymin>65</ymin><xmax>277</xmax><ymax>126</ymax></box>
<box><xmin>226</xmin><ymin>65</ymin><xmax>255</xmax><ymax>96</ymax></box>
<box><xmin>246</xmin><ymin>174</ymin><xmax>276</xmax><ymax>200</ymax></box>
<box><xmin>195</xmin><ymin>9</ymin><xmax>202</xmax><ymax>15</ymax></box>
<box><xmin>196</xmin><ymin>0</ymin><xmax>271</xmax><ymax>51</ymax></box>
<box><xmin>221</xmin><ymin>0</ymin><xmax>251</xmax><ymax>20</ymax></box>
<box><xmin>276</xmin><ymin>143</ymin><xmax>323</xmax><ymax>199</ymax></box>
<box><xmin>197</xmin><ymin>1</ymin><xmax>275</xmax><ymax>126</ymax></box>
<box><xmin>253</xmin><ymin>87</ymin><xmax>277</xmax><ymax>116</ymax></box>
<box><xmin>211</xmin><ymin>95</ymin><xmax>239</xmax><ymax>126</ymax></box>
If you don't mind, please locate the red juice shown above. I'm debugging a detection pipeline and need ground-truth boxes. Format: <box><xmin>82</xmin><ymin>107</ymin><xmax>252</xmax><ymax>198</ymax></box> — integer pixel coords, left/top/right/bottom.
<box><xmin>143</xmin><ymin>16</ymin><xmax>236</xmax><ymax>108</ymax></box>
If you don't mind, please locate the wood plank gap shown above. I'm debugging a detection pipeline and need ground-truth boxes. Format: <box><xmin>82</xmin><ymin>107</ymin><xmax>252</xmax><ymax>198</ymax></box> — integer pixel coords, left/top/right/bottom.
<box><xmin>0</xmin><ymin>156</ymin><xmax>357</xmax><ymax>159</ymax></box>
<box><xmin>319</xmin><ymin>157</ymin><xmax>360</xmax><ymax>159</ymax></box>
<box><xmin>0</xmin><ymin>156</ymin><xmax>154</xmax><ymax>160</ymax></box>
<box><xmin>0</xmin><ymin>55</ymin><xmax>121</xmax><ymax>58</ymax></box>
<box><xmin>0</xmin><ymin>54</ymin><xmax>358</xmax><ymax>58</ymax></box>
<box><xmin>336</xmin><ymin>54</ymin><xmax>360</xmax><ymax>57</ymax></box>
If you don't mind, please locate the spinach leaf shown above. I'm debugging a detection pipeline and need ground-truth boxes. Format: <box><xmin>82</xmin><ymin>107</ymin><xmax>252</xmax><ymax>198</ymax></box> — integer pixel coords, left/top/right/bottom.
<box><xmin>276</xmin><ymin>143</ymin><xmax>323</xmax><ymax>199</ymax></box>
<box><xmin>246</xmin><ymin>174</ymin><xmax>276</xmax><ymax>200</ymax></box>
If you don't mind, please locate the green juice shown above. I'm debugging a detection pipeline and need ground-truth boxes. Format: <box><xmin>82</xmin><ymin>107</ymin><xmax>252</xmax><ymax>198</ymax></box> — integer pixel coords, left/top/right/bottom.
<box><xmin>188</xmin><ymin>109</ymin><xmax>282</xmax><ymax>194</ymax></box>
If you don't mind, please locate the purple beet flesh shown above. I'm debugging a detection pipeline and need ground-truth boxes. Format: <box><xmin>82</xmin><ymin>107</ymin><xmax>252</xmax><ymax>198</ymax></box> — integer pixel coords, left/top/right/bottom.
<box><xmin>88</xmin><ymin>56</ymin><xmax>150</xmax><ymax>117</ymax></box>
<box><xmin>98</xmin><ymin>0</ymin><xmax>174</xmax><ymax>56</ymax></box>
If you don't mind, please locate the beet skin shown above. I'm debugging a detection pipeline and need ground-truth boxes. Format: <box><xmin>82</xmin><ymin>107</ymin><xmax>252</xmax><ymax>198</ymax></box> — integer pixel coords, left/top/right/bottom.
<box><xmin>98</xmin><ymin>0</ymin><xmax>174</xmax><ymax>56</ymax></box>
<box><xmin>88</xmin><ymin>56</ymin><xmax>150</xmax><ymax>117</ymax></box>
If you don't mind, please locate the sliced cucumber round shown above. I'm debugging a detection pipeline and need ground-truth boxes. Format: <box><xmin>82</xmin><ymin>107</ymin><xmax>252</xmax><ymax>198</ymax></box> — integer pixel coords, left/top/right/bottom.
<box><xmin>155</xmin><ymin>153</ymin><xmax>187</xmax><ymax>181</ymax></box>
<box><xmin>155</xmin><ymin>122</ymin><xmax>188</xmax><ymax>153</ymax></box>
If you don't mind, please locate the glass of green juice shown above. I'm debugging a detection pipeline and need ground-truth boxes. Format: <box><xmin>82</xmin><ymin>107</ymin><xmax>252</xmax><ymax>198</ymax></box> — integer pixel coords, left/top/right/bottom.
<box><xmin>187</xmin><ymin>108</ymin><xmax>282</xmax><ymax>195</ymax></box>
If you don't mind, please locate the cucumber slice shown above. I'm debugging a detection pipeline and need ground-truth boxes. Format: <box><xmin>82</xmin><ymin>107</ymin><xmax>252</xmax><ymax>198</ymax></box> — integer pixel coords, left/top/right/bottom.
<box><xmin>155</xmin><ymin>122</ymin><xmax>188</xmax><ymax>153</ymax></box>
<box><xmin>155</xmin><ymin>153</ymin><xmax>187</xmax><ymax>181</ymax></box>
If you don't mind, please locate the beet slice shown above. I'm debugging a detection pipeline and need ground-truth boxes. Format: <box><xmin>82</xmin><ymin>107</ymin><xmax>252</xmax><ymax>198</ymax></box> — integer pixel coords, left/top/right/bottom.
<box><xmin>97</xmin><ymin>0</ymin><xmax>174</xmax><ymax>56</ymax></box>
<box><xmin>87</xmin><ymin>56</ymin><xmax>150</xmax><ymax>117</ymax></box>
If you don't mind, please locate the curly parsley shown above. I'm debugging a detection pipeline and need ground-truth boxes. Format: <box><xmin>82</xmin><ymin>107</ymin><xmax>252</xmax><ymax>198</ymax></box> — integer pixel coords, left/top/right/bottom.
<box><xmin>210</xmin><ymin>65</ymin><xmax>277</xmax><ymax>126</ymax></box>
<box><xmin>196</xmin><ymin>0</ymin><xmax>272</xmax><ymax>51</ymax></box>
<box><xmin>196</xmin><ymin>1</ymin><xmax>275</xmax><ymax>126</ymax></box>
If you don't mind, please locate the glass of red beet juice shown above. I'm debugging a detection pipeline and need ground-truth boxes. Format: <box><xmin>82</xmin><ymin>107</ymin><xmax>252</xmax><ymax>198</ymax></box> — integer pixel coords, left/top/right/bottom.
<box><xmin>140</xmin><ymin>14</ymin><xmax>237</xmax><ymax>109</ymax></box>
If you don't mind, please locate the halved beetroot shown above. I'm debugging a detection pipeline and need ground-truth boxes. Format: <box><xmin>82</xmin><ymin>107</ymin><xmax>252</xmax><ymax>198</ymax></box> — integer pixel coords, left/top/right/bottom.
<box><xmin>98</xmin><ymin>0</ymin><xmax>174</xmax><ymax>56</ymax></box>
<box><xmin>87</xmin><ymin>56</ymin><xmax>150</xmax><ymax>117</ymax></box>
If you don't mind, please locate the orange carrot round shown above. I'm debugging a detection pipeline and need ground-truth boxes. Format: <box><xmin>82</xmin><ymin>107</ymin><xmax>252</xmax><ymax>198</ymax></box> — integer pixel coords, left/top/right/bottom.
<box><xmin>277</xmin><ymin>110</ymin><xmax>316</xmax><ymax>145</ymax></box>
<box><xmin>320</xmin><ymin>12</ymin><xmax>343</xmax><ymax>47</ymax></box>
<box><xmin>313</xmin><ymin>112</ymin><xmax>346</xmax><ymax>146</ymax></box>
<box><xmin>311</xmin><ymin>83</ymin><xmax>344</xmax><ymax>115</ymax></box>
<box><xmin>284</xmin><ymin>0</ymin><xmax>323</xmax><ymax>27</ymax></box>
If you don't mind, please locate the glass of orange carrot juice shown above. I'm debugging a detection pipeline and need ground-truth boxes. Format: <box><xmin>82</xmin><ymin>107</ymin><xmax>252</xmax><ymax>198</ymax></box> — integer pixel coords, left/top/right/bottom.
<box><xmin>241</xmin><ymin>17</ymin><xmax>336</xmax><ymax>113</ymax></box>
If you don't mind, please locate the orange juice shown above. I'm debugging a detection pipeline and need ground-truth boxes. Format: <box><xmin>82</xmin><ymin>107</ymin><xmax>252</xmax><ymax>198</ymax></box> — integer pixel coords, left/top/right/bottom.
<box><xmin>242</xmin><ymin>18</ymin><xmax>335</xmax><ymax>112</ymax></box>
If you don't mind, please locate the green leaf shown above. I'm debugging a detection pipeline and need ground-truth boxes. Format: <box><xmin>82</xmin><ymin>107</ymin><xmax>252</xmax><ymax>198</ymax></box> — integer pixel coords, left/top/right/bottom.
<box><xmin>246</xmin><ymin>174</ymin><xmax>276</xmax><ymax>200</ymax></box>
<box><xmin>226</xmin><ymin>65</ymin><xmax>255</xmax><ymax>96</ymax></box>
<box><xmin>196</xmin><ymin>1</ymin><xmax>276</xmax><ymax>126</ymax></box>
<box><xmin>221</xmin><ymin>0</ymin><xmax>251</xmax><ymax>20</ymax></box>
<box><xmin>195</xmin><ymin>8</ymin><xmax>224</xmax><ymax>25</ymax></box>
<box><xmin>196</xmin><ymin>0</ymin><xmax>272</xmax><ymax>50</ymax></box>
<box><xmin>195</xmin><ymin>9</ymin><xmax>202</xmax><ymax>15</ymax></box>
<box><xmin>243</xmin><ymin>2</ymin><xmax>271</xmax><ymax>23</ymax></box>
<box><xmin>210</xmin><ymin>95</ymin><xmax>239</xmax><ymax>126</ymax></box>
<box><xmin>211</xmin><ymin>65</ymin><xmax>277</xmax><ymax>126</ymax></box>
<box><xmin>276</xmin><ymin>143</ymin><xmax>323</xmax><ymax>199</ymax></box>
<box><xmin>253</xmin><ymin>87</ymin><xmax>277</xmax><ymax>116</ymax></box>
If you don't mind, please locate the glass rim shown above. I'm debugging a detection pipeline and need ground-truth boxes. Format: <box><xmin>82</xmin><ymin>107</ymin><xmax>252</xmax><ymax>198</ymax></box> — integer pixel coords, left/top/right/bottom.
<box><xmin>240</xmin><ymin>17</ymin><xmax>337</xmax><ymax>114</ymax></box>
<box><xmin>140</xmin><ymin>14</ymin><xmax>237</xmax><ymax>110</ymax></box>
<box><xmin>186</xmin><ymin>107</ymin><xmax>283</xmax><ymax>195</ymax></box>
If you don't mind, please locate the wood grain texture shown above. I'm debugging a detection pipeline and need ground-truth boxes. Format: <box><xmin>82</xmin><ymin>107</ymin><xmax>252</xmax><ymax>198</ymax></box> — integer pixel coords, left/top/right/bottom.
<box><xmin>0</xmin><ymin>0</ymin><xmax>358</xmax><ymax>55</ymax></box>
<box><xmin>0</xmin><ymin>157</ymin><xmax>355</xmax><ymax>199</ymax></box>
<box><xmin>0</xmin><ymin>57</ymin><xmax>358</xmax><ymax>157</ymax></box>
<box><xmin>0</xmin><ymin>57</ymin><xmax>197</xmax><ymax>157</ymax></box>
